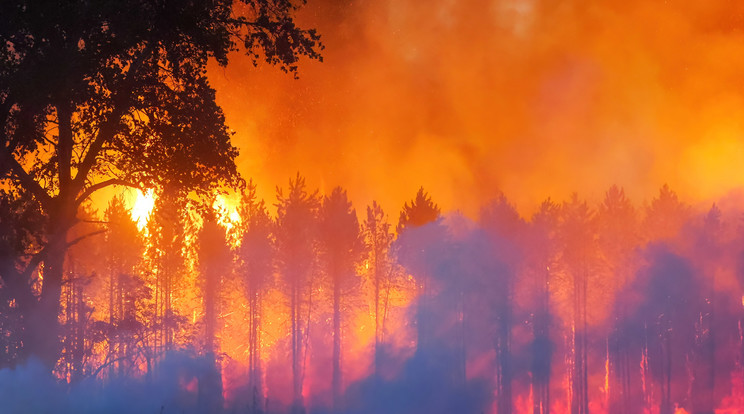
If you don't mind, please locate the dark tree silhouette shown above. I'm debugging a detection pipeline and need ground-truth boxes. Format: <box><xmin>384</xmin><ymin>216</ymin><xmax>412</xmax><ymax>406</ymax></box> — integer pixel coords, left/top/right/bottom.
<box><xmin>198</xmin><ymin>210</ymin><xmax>230</xmax><ymax>355</ymax></box>
<box><xmin>526</xmin><ymin>198</ymin><xmax>560</xmax><ymax>414</ymax></box>
<box><xmin>196</xmin><ymin>207</ymin><xmax>231</xmax><ymax>413</ymax></box>
<box><xmin>0</xmin><ymin>188</ymin><xmax>45</xmax><ymax>367</ymax></box>
<box><xmin>59</xmin><ymin>204</ymin><xmax>103</xmax><ymax>383</ymax></box>
<box><xmin>396</xmin><ymin>187</ymin><xmax>442</xmax><ymax>355</ymax></box>
<box><xmin>0</xmin><ymin>0</ymin><xmax>321</xmax><ymax>369</ymax></box>
<box><xmin>362</xmin><ymin>201</ymin><xmax>394</xmax><ymax>376</ymax></box>
<box><xmin>275</xmin><ymin>173</ymin><xmax>320</xmax><ymax>414</ymax></box>
<box><xmin>560</xmin><ymin>194</ymin><xmax>596</xmax><ymax>414</ymax></box>
<box><xmin>596</xmin><ymin>185</ymin><xmax>641</xmax><ymax>414</ymax></box>
<box><xmin>690</xmin><ymin>204</ymin><xmax>723</xmax><ymax>414</ymax></box>
<box><xmin>318</xmin><ymin>186</ymin><xmax>365</xmax><ymax>411</ymax></box>
<box><xmin>147</xmin><ymin>189</ymin><xmax>187</xmax><ymax>355</ymax></box>
<box><xmin>102</xmin><ymin>195</ymin><xmax>144</xmax><ymax>377</ymax></box>
<box><xmin>643</xmin><ymin>185</ymin><xmax>690</xmax><ymax>243</ymax></box>
<box><xmin>627</xmin><ymin>246</ymin><xmax>702</xmax><ymax>414</ymax></box>
<box><xmin>397</xmin><ymin>187</ymin><xmax>441</xmax><ymax>234</ymax></box>
<box><xmin>236</xmin><ymin>181</ymin><xmax>274</xmax><ymax>412</ymax></box>
<box><xmin>480</xmin><ymin>193</ymin><xmax>525</xmax><ymax>414</ymax></box>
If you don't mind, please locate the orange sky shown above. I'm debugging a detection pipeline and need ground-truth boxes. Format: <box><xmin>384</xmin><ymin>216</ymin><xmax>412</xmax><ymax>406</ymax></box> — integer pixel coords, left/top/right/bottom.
<box><xmin>207</xmin><ymin>0</ymin><xmax>744</xmax><ymax>218</ymax></box>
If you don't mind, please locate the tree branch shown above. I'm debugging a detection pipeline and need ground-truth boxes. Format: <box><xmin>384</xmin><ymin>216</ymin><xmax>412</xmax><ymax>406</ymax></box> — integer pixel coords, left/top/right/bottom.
<box><xmin>57</xmin><ymin>100</ymin><xmax>73</xmax><ymax>195</ymax></box>
<box><xmin>66</xmin><ymin>229</ymin><xmax>106</xmax><ymax>248</ymax></box>
<box><xmin>72</xmin><ymin>42</ymin><xmax>156</xmax><ymax>196</ymax></box>
<box><xmin>75</xmin><ymin>178</ymin><xmax>140</xmax><ymax>206</ymax></box>
<box><xmin>71</xmin><ymin>105</ymin><xmax>127</xmax><ymax>196</ymax></box>
<box><xmin>0</xmin><ymin>148</ymin><xmax>53</xmax><ymax>209</ymax></box>
<box><xmin>5</xmin><ymin>244</ymin><xmax>52</xmax><ymax>296</ymax></box>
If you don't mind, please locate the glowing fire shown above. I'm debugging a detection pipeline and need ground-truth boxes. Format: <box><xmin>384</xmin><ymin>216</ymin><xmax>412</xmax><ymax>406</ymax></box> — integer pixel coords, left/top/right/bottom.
<box><xmin>213</xmin><ymin>194</ymin><xmax>241</xmax><ymax>231</ymax></box>
<box><xmin>130</xmin><ymin>189</ymin><xmax>155</xmax><ymax>230</ymax></box>
<box><xmin>7</xmin><ymin>1</ymin><xmax>744</xmax><ymax>413</ymax></box>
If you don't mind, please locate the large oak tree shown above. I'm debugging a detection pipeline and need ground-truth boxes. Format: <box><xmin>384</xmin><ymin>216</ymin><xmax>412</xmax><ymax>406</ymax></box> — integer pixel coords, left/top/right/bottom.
<box><xmin>0</xmin><ymin>0</ymin><xmax>321</xmax><ymax>369</ymax></box>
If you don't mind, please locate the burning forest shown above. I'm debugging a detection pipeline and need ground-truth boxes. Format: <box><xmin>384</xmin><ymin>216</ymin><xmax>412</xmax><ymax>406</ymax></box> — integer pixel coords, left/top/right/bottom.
<box><xmin>4</xmin><ymin>0</ymin><xmax>744</xmax><ymax>413</ymax></box>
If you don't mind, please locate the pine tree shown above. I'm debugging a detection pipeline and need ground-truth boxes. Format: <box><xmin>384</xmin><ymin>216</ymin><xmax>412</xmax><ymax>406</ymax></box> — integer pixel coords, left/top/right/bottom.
<box><xmin>527</xmin><ymin>198</ymin><xmax>560</xmax><ymax>414</ymax></box>
<box><xmin>396</xmin><ymin>187</ymin><xmax>441</xmax><ymax>356</ymax></box>
<box><xmin>60</xmin><ymin>203</ymin><xmax>103</xmax><ymax>382</ymax></box>
<box><xmin>196</xmin><ymin>207</ymin><xmax>230</xmax><ymax>413</ymax></box>
<box><xmin>103</xmin><ymin>195</ymin><xmax>144</xmax><ymax>376</ymax></box>
<box><xmin>318</xmin><ymin>187</ymin><xmax>364</xmax><ymax>411</ymax></box>
<box><xmin>480</xmin><ymin>192</ymin><xmax>525</xmax><ymax>414</ymax></box>
<box><xmin>362</xmin><ymin>201</ymin><xmax>394</xmax><ymax>376</ymax></box>
<box><xmin>147</xmin><ymin>188</ymin><xmax>187</xmax><ymax>355</ymax></box>
<box><xmin>596</xmin><ymin>186</ymin><xmax>640</xmax><ymax>414</ymax></box>
<box><xmin>236</xmin><ymin>181</ymin><xmax>274</xmax><ymax>412</ymax></box>
<box><xmin>560</xmin><ymin>194</ymin><xmax>595</xmax><ymax>414</ymax></box>
<box><xmin>275</xmin><ymin>173</ymin><xmax>319</xmax><ymax>414</ymax></box>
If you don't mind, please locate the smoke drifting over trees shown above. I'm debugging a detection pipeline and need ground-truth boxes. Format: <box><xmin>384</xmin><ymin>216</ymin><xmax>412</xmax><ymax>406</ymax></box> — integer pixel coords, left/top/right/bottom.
<box><xmin>3</xmin><ymin>180</ymin><xmax>744</xmax><ymax>414</ymax></box>
<box><xmin>4</xmin><ymin>1</ymin><xmax>744</xmax><ymax>414</ymax></box>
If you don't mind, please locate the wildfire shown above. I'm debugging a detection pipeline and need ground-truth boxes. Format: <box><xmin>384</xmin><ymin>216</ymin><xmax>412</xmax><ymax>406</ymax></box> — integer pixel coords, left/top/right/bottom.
<box><xmin>6</xmin><ymin>1</ymin><xmax>744</xmax><ymax>413</ymax></box>
<box><xmin>130</xmin><ymin>189</ymin><xmax>156</xmax><ymax>230</ymax></box>
<box><xmin>213</xmin><ymin>194</ymin><xmax>241</xmax><ymax>233</ymax></box>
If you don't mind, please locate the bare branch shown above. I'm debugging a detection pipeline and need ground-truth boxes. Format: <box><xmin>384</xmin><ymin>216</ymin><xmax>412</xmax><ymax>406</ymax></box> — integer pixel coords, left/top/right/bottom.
<box><xmin>75</xmin><ymin>178</ymin><xmax>140</xmax><ymax>206</ymax></box>
<box><xmin>66</xmin><ymin>229</ymin><xmax>106</xmax><ymax>248</ymax></box>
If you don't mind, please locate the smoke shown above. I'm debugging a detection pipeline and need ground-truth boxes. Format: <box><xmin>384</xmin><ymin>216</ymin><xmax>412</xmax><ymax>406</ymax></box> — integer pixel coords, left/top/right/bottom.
<box><xmin>340</xmin><ymin>355</ymin><xmax>492</xmax><ymax>414</ymax></box>
<box><xmin>209</xmin><ymin>0</ymin><xmax>744</xmax><ymax>216</ymax></box>
<box><xmin>0</xmin><ymin>351</ymin><xmax>221</xmax><ymax>414</ymax></box>
<box><xmin>5</xmin><ymin>200</ymin><xmax>744</xmax><ymax>413</ymax></box>
<box><xmin>325</xmin><ymin>213</ymin><xmax>518</xmax><ymax>414</ymax></box>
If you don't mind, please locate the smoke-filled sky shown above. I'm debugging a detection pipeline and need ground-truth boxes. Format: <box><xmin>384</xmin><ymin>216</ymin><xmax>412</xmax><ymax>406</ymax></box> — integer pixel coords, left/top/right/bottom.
<box><xmin>208</xmin><ymin>0</ymin><xmax>744</xmax><ymax>217</ymax></box>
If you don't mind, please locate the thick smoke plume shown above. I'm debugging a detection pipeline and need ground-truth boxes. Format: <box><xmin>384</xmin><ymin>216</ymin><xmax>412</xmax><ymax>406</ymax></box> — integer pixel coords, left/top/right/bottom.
<box><xmin>211</xmin><ymin>0</ymin><xmax>744</xmax><ymax>216</ymax></box>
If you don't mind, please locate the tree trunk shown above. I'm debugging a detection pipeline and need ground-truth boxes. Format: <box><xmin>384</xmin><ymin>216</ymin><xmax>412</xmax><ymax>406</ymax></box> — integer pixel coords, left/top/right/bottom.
<box><xmin>496</xmin><ymin>302</ymin><xmax>512</xmax><ymax>414</ymax></box>
<box><xmin>26</xmin><ymin>241</ymin><xmax>65</xmax><ymax>370</ymax></box>
<box><xmin>533</xmin><ymin>267</ymin><xmax>551</xmax><ymax>414</ymax></box>
<box><xmin>291</xmin><ymin>282</ymin><xmax>303</xmax><ymax>414</ymax></box>
<box><xmin>248</xmin><ymin>289</ymin><xmax>262</xmax><ymax>413</ymax></box>
<box><xmin>373</xmin><ymin>254</ymin><xmax>381</xmax><ymax>377</ymax></box>
<box><xmin>333</xmin><ymin>277</ymin><xmax>341</xmax><ymax>412</ymax></box>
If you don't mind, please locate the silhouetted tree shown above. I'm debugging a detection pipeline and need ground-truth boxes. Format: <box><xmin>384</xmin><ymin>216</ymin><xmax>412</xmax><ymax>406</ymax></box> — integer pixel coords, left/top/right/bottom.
<box><xmin>362</xmin><ymin>201</ymin><xmax>394</xmax><ymax>376</ymax></box>
<box><xmin>596</xmin><ymin>185</ymin><xmax>640</xmax><ymax>414</ymax></box>
<box><xmin>147</xmin><ymin>189</ymin><xmax>187</xmax><ymax>355</ymax></box>
<box><xmin>319</xmin><ymin>186</ymin><xmax>365</xmax><ymax>411</ymax></box>
<box><xmin>690</xmin><ymin>204</ymin><xmax>723</xmax><ymax>413</ymax></box>
<box><xmin>396</xmin><ymin>187</ymin><xmax>442</xmax><ymax>355</ymax></box>
<box><xmin>643</xmin><ymin>185</ymin><xmax>690</xmax><ymax>243</ymax></box>
<box><xmin>275</xmin><ymin>173</ymin><xmax>320</xmax><ymax>414</ymax></box>
<box><xmin>196</xmin><ymin>207</ymin><xmax>230</xmax><ymax>413</ymax></box>
<box><xmin>0</xmin><ymin>188</ymin><xmax>45</xmax><ymax>367</ymax></box>
<box><xmin>102</xmin><ymin>195</ymin><xmax>144</xmax><ymax>377</ymax></box>
<box><xmin>397</xmin><ymin>187</ymin><xmax>441</xmax><ymax>234</ymax></box>
<box><xmin>59</xmin><ymin>204</ymin><xmax>104</xmax><ymax>383</ymax></box>
<box><xmin>560</xmin><ymin>194</ymin><xmax>596</xmax><ymax>414</ymax></box>
<box><xmin>236</xmin><ymin>181</ymin><xmax>274</xmax><ymax>412</ymax></box>
<box><xmin>526</xmin><ymin>198</ymin><xmax>560</xmax><ymax>414</ymax></box>
<box><xmin>480</xmin><ymin>193</ymin><xmax>525</xmax><ymax>414</ymax></box>
<box><xmin>628</xmin><ymin>246</ymin><xmax>702</xmax><ymax>414</ymax></box>
<box><xmin>0</xmin><ymin>0</ymin><xmax>321</xmax><ymax>369</ymax></box>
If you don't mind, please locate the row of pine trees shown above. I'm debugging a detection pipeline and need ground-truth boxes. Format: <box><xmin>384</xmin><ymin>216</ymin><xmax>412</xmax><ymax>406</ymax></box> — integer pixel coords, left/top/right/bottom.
<box><xmin>2</xmin><ymin>175</ymin><xmax>743</xmax><ymax>414</ymax></box>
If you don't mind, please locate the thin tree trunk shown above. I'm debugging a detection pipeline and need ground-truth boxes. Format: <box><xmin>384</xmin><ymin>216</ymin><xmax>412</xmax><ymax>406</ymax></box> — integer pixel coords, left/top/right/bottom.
<box><xmin>249</xmin><ymin>288</ymin><xmax>262</xmax><ymax>413</ymax></box>
<box><xmin>373</xmin><ymin>254</ymin><xmax>381</xmax><ymax>377</ymax></box>
<box><xmin>533</xmin><ymin>267</ymin><xmax>551</xmax><ymax>414</ymax></box>
<box><xmin>332</xmin><ymin>276</ymin><xmax>341</xmax><ymax>412</ymax></box>
<box><xmin>291</xmin><ymin>282</ymin><xmax>302</xmax><ymax>413</ymax></box>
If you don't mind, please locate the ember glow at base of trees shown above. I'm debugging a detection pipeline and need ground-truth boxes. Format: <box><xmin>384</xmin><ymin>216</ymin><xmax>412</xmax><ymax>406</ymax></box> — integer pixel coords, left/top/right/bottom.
<box><xmin>4</xmin><ymin>1</ymin><xmax>744</xmax><ymax>414</ymax></box>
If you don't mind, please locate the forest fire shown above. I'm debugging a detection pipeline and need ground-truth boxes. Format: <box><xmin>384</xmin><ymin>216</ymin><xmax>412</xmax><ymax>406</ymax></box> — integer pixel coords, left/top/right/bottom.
<box><xmin>4</xmin><ymin>0</ymin><xmax>744</xmax><ymax>413</ymax></box>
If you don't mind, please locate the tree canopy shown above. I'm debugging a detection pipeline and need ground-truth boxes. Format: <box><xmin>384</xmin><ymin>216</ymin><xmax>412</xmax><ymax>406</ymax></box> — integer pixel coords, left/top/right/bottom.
<box><xmin>0</xmin><ymin>0</ymin><xmax>322</xmax><ymax>367</ymax></box>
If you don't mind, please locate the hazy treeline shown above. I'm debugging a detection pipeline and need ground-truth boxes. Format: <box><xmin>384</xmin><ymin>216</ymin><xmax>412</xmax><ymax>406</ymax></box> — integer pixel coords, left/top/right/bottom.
<box><xmin>2</xmin><ymin>177</ymin><xmax>744</xmax><ymax>414</ymax></box>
